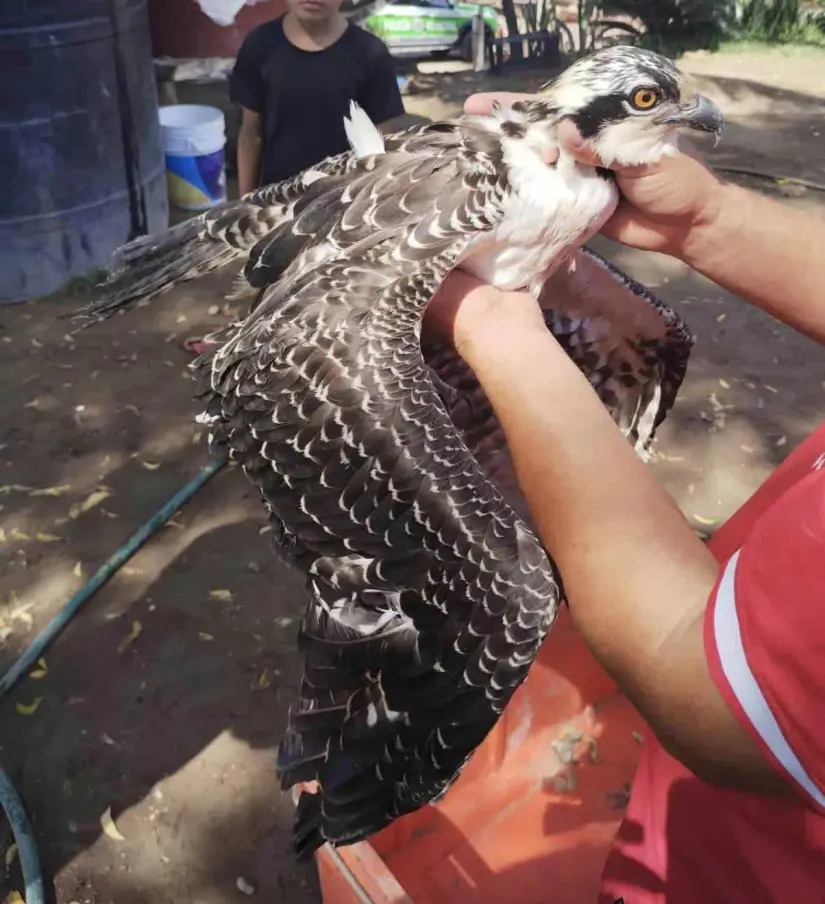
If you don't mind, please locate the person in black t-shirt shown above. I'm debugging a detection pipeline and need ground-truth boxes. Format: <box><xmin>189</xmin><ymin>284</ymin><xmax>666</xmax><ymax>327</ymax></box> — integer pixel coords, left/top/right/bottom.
<box><xmin>230</xmin><ymin>0</ymin><xmax>406</xmax><ymax>194</ymax></box>
<box><xmin>184</xmin><ymin>0</ymin><xmax>405</xmax><ymax>355</ymax></box>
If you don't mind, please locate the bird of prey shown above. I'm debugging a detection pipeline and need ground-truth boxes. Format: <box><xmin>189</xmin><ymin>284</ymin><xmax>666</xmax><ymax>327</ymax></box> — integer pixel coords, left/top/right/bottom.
<box><xmin>77</xmin><ymin>46</ymin><xmax>723</xmax><ymax>859</ymax></box>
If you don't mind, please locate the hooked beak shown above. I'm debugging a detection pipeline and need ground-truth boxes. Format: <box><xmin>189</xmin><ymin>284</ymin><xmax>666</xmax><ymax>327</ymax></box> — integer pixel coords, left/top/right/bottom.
<box><xmin>656</xmin><ymin>94</ymin><xmax>724</xmax><ymax>145</ymax></box>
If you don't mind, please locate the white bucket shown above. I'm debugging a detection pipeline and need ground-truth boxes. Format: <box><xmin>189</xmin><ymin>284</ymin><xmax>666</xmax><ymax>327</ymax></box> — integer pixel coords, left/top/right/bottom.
<box><xmin>159</xmin><ymin>105</ymin><xmax>228</xmax><ymax>211</ymax></box>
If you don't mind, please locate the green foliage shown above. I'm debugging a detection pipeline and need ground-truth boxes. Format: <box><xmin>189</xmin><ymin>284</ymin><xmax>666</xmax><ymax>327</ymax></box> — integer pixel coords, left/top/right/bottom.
<box><xmin>738</xmin><ymin>0</ymin><xmax>825</xmax><ymax>44</ymax></box>
<box><xmin>600</xmin><ymin>0</ymin><xmax>736</xmax><ymax>53</ymax></box>
<box><xmin>520</xmin><ymin>0</ymin><xmax>559</xmax><ymax>33</ymax></box>
<box><xmin>739</xmin><ymin>0</ymin><xmax>800</xmax><ymax>39</ymax></box>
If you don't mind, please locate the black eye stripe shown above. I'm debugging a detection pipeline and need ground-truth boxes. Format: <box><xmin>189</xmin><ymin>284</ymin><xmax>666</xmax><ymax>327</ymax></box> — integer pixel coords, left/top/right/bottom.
<box><xmin>569</xmin><ymin>94</ymin><xmax>629</xmax><ymax>139</ymax></box>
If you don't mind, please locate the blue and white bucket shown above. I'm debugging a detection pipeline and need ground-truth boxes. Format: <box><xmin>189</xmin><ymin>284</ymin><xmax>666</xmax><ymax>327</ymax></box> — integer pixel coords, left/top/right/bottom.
<box><xmin>158</xmin><ymin>105</ymin><xmax>227</xmax><ymax>211</ymax></box>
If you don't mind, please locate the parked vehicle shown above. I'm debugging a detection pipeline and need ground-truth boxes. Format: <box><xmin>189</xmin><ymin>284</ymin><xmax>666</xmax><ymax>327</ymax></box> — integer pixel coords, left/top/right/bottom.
<box><xmin>359</xmin><ymin>0</ymin><xmax>503</xmax><ymax>60</ymax></box>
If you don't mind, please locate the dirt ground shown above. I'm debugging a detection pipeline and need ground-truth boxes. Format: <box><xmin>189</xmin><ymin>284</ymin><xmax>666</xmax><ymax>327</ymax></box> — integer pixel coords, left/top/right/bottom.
<box><xmin>0</xmin><ymin>47</ymin><xmax>823</xmax><ymax>904</ymax></box>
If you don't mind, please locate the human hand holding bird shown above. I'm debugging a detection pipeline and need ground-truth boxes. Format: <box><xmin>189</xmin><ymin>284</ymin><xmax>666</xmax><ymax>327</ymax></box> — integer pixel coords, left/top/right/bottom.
<box><xmin>426</xmin><ymin>88</ymin><xmax>729</xmax><ymax>358</ymax></box>
<box><xmin>464</xmin><ymin>92</ymin><xmax>727</xmax><ymax>261</ymax></box>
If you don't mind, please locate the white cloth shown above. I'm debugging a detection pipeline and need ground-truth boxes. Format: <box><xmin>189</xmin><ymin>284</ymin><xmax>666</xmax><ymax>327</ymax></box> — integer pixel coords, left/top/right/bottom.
<box><xmin>195</xmin><ymin>0</ymin><xmax>268</xmax><ymax>27</ymax></box>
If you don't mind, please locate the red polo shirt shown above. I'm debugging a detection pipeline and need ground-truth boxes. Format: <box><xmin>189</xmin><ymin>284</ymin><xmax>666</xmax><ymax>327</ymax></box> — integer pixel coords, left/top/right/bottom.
<box><xmin>600</xmin><ymin>424</ymin><xmax>825</xmax><ymax>904</ymax></box>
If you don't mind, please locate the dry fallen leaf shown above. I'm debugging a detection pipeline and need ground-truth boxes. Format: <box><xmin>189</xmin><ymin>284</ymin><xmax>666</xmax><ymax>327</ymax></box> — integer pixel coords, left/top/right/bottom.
<box><xmin>29</xmin><ymin>657</ymin><xmax>48</xmax><ymax>680</ymax></box>
<box><xmin>258</xmin><ymin>526</ymin><xmax>272</xmax><ymax>535</ymax></box>
<box><xmin>5</xmin><ymin>843</ymin><xmax>18</xmax><ymax>869</ymax></box>
<box><xmin>10</xmin><ymin>528</ymin><xmax>30</xmax><ymax>542</ymax></box>
<box><xmin>236</xmin><ymin>877</ymin><xmax>256</xmax><ymax>897</ymax></box>
<box><xmin>276</xmin><ymin>617</ymin><xmax>295</xmax><ymax>629</ymax></box>
<box><xmin>693</xmin><ymin>515</ymin><xmax>718</xmax><ymax>526</ymax></box>
<box><xmin>209</xmin><ymin>589</ymin><xmax>233</xmax><ymax>602</ymax></box>
<box><xmin>716</xmin><ymin>313</ymin><xmax>727</xmax><ymax>323</ymax></box>
<box><xmin>15</xmin><ymin>697</ymin><xmax>43</xmax><ymax>716</ymax></box>
<box><xmin>36</xmin><ymin>532</ymin><xmax>63</xmax><ymax>543</ymax></box>
<box><xmin>0</xmin><ymin>485</ymin><xmax>32</xmax><ymax>496</ymax></box>
<box><xmin>776</xmin><ymin>436</ymin><xmax>787</xmax><ymax>447</ymax></box>
<box><xmin>718</xmin><ymin>378</ymin><xmax>730</xmax><ymax>389</ymax></box>
<box><xmin>100</xmin><ymin>806</ymin><xmax>126</xmax><ymax>842</ymax></box>
<box><xmin>69</xmin><ymin>488</ymin><xmax>112</xmax><ymax>519</ymax></box>
<box><xmin>5</xmin><ymin>891</ymin><xmax>24</xmax><ymax>904</ymax></box>
<box><xmin>198</xmin><ymin>632</ymin><xmax>215</xmax><ymax>642</ymax></box>
<box><xmin>763</xmin><ymin>384</ymin><xmax>779</xmax><ymax>394</ymax></box>
<box><xmin>141</xmin><ymin>461</ymin><xmax>161</xmax><ymax>471</ymax></box>
<box><xmin>256</xmin><ymin>669</ymin><xmax>272</xmax><ymax>689</ymax></box>
<box><xmin>30</xmin><ymin>484</ymin><xmax>73</xmax><ymax>497</ymax></box>
<box><xmin>73</xmin><ymin>562</ymin><xmax>84</xmax><ymax>579</ymax></box>
<box><xmin>118</xmin><ymin>620</ymin><xmax>143</xmax><ymax>654</ymax></box>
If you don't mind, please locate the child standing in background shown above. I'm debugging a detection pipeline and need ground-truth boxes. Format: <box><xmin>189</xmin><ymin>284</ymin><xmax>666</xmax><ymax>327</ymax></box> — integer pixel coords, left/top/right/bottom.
<box><xmin>185</xmin><ymin>0</ymin><xmax>404</xmax><ymax>354</ymax></box>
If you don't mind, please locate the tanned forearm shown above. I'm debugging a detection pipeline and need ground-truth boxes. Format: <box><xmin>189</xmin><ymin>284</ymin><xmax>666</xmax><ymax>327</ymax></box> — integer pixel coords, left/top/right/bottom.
<box><xmin>450</xmin><ymin>292</ymin><xmax>782</xmax><ymax>789</ymax></box>
<box><xmin>237</xmin><ymin>120</ymin><xmax>262</xmax><ymax>197</ymax></box>
<box><xmin>686</xmin><ymin>182</ymin><xmax>825</xmax><ymax>344</ymax></box>
<box><xmin>461</xmin><ymin>320</ymin><xmax>718</xmax><ymax>683</ymax></box>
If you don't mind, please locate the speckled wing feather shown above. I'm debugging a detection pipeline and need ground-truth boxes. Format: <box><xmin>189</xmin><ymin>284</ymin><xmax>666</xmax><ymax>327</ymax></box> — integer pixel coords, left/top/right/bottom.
<box><xmin>422</xmin><ymin>246</ymin><xmax>693</xmax><ymax>531</ymax></box>
<box><xmin>192</xmin><ymin>123</ymin><xmax>561</xmax><ymax>858</ymax></box>
<box><xmin>76</xmin><ymin>124</ymin><xmax>461</xmax><ymax>322</ymax></box>
<box><xmin>541</xmin><ymin>246</ymin><xmax>692</xmax><ymax>454</ymax></box>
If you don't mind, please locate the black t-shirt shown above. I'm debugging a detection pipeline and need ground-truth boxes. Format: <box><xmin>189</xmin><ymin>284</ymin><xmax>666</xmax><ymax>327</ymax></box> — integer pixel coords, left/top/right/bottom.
<box><xmin>229</xmin><ymin>17</ymin><xmax>405</xmax><ymax>186</ymax></box>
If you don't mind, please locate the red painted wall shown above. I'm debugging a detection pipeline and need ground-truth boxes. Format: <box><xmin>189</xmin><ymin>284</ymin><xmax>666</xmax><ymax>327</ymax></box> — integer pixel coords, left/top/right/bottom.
<box><xmin>148</xmin><ymin>0</ymin><xmax>287</xmax><ymax>58</ymax></box>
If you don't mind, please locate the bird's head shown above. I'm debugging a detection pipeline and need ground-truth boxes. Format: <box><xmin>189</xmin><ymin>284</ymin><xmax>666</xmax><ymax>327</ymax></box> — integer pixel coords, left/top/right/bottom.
<box><xmin>531</xmin><ymin>46</ymin><xmax>724</xmax><ymax>166</ymax></box>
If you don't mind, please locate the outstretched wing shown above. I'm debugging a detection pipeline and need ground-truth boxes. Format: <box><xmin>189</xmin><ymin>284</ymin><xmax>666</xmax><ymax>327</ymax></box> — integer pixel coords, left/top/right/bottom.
<box><xmin>421</xmin><ymin>246</ymin><xmax>693</xmax><ymax>532</ymax></box>
<box><xmin>193</xmin><ymin>131</ymin><xmax>561</xmax><ymax>858</ymax></box>
<box><xmin>542</xmin><ymin>246</ymin><xmax>693</xmax><ymax>455</ymax></box>
<box><xmin>73</xmin><ymin>123</ymin><xmax>456</xmax><ymax>324</ymax></box>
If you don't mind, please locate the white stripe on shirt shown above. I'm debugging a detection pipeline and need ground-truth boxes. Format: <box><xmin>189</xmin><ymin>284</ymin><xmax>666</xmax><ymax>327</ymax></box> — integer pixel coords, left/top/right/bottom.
<box><xmin>713</xmin><ymin>549</ymin><xmax>825</xmax><ymax>806</ymax></box>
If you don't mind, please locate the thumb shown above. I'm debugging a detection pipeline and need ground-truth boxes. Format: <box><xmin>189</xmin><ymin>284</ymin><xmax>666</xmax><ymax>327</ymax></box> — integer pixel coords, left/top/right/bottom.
<box><xmin>599</xmin><ymin>204</ymin><xmax>674</xmax><ymax>252</ymax></box>
<box><xmin>463</xmin><ymin>92</ymin><xmax>534</xmax><ymax>116</ymax></box>
<box><xmin>555</xmin><ymin>119</ymin><xmax>603</xmax><ymax>168</ymax></box>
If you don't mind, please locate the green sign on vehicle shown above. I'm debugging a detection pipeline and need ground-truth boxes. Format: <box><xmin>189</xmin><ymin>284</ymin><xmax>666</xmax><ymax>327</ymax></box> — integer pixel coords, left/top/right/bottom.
<box><xmin>363</xmin><ymin>0</ymin><xmax>501</xmax><ymax>60</ymax></box>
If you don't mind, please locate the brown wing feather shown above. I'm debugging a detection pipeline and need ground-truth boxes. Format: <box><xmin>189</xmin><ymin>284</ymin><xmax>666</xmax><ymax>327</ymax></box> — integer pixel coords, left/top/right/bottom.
<box><xmin>74</xmin><ymin>123</ymin><xmax>469</xmax><ymax>324</ymax></box>
<box><xmin>192</xmin><ymin>127</ymin><xmax>561</xmax><ymax>858</ymax></box>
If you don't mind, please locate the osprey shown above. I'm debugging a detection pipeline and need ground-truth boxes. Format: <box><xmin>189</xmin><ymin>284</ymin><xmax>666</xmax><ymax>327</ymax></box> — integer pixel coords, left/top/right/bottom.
<box><xmin>78</xmin><ymin>46</ymin><xmax>723</xmax><ymax>858</ymax></box>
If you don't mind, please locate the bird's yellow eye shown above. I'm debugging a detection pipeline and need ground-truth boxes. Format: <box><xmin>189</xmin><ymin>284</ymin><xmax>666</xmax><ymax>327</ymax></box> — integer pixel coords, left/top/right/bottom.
<box><xmin>631</xmin><ymin>88</ymin><xmax>659</xmax><ymax>110</ymax></box>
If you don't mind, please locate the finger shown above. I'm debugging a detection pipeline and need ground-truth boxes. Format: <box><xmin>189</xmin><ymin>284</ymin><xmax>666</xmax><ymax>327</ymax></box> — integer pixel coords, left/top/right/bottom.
<box><xmin>463</xmin><ymin>92</ymin><xmax>534</xmax><ymax>116</ymax></box>
<box><xmin>555</xmin><ymin>120</ymin><xmax>603</xmax><ymax>167</ymax></box>
<box><xmin>540</xmin><ymin>145</ymin><xmax>560</xmax><ymax>166</ymax></box>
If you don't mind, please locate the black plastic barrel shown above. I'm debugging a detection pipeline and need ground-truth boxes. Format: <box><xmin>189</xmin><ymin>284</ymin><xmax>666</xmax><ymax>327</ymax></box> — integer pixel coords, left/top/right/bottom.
<box><xmin>0</xmin><ymin>0</ymin><xmax>168</xmax><ymax>304</ymax></box>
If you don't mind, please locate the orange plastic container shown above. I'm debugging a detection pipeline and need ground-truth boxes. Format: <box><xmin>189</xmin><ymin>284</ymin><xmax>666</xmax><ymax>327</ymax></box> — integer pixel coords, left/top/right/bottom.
<box><xmin>310</xmin><ymin>609</ymin><xmax>645</xmax><ymax>904</ymax></box>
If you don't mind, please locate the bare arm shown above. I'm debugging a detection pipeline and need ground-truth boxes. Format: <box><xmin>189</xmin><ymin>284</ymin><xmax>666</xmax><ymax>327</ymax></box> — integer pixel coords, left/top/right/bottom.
<box><xmin>440</xmin><ymin>92</ymin><xmax>823</xmax><ymax>797</ymax></box>
<box><xmin>428</xmin><ymin>267</ymin><xmax>790</xmax><ymax>794</ymax></box>
<box><xmin>683</xmin><ymin>180</ymin><xmax>825</xmax><ymax>344</ymax></box>
<box><xmin>237</xmin><ymin>107</ymin><xmax>263</xmax><ymax>197</ymax></box>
